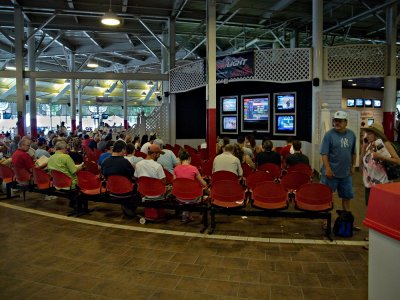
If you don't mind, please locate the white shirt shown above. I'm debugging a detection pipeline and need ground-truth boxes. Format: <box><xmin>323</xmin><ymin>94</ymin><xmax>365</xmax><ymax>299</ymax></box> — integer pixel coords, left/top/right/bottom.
<box><xmin>134</xmin><ymin>159</ymin><xmax>165</xmax><ymax>179</ymax></box>
<box><xmin>140</xmin><ymin>142</ymin><xmax>151</xmax><ymax>154</ymax></box>
<box><xmin>212</xmin><ymin>152</ymin><xmax>243</xmax><ymax>176</ymax></box>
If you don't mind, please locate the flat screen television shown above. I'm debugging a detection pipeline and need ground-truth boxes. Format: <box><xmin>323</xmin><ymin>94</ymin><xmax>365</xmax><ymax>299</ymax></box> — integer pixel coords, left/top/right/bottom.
<box><xmin>355</xmin><ymin>98</ymin><xmax>364</xmax><ymax>107</ymax></box>
<box><xmin>364</xmin><ymin>99</ymin><xmax>373</xmax><ymax>108</ymax></box>
<box><xmin>220</xmin><ymin>115</ymin><xmax>238</xmax><ymax>134</ymax></box>
<box><xmin>101</xmin><ymin>113</ymin><xmax>109</xmax><ymax>119</ymax></box>
<box><xmin>221</xmin><ymin>96</ymin><xmax>238</xmax><ymax>113</ymax></box>
<box><xmin>274</xmin><ymin>114</ymin><xmax>296</xmax><ymax>135</ymax></box>
<box><xmin>367</xmin><ymin>118</ymin><xmax>374</xmax><ymax>126</ymax></box>
<box><xmin>92</xmin><ymin>114</ymin><xmax>99</xmax><ymax>119</ymax></box>
<box><xmin>274</xmin><ymin>92</ymin><xmax>296</xmax><ymax>113</ymax></box>
<box><xmin>241</xmin><ymin>94</ymin><xmax>270</xmax><ymax>132</ymax></box>
<box><xmin>373</xmin><ymin>99</ymin><xmax>382</xmax><ymax>108</ymax></box>
<box><xmin>347</xmin><ymin>99</ymin><xmax>355</xmax><ymax>107</ymax></box>
<box><xmin>2</xmin><ymin>113</ymin><xmax>12</xmax><ymax>119</ymax></box>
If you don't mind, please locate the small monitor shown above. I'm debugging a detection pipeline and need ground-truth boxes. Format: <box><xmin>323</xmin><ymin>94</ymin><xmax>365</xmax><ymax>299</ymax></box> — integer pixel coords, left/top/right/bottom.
<box><xmin>364</xmin><ymin>99</ymin><xmax>373</xmax><ymax>107</ymax></box>
<box><xmin>221</xmin><ymin>96</ymin><xmax>238</xmax><ymax>113</ymax></box>
<box><xmin>373</xmin><ymin>99</ymin><xmax>382</xmax><ymax>108</ymax></box>
<box><xmin>274</xmin><ymin>92</ymin><xmax>296</xmax><ymax>113</ymax></box>
<box><xmin>221</xmin><ymin>115</ymin><xmax>238</xmax><ymax>134</ymax></box>
<box><xmin>346</xmin><ymin>99</ymin><xmax>355</xmax><ymax>107</ymax></box>
<box><xmin>274</xmin><ymin>115</ymin><xmax>296</xmax><ymax>135</ymax></box>
<box><xmin>355</xmin><ymin>98</ymin><xmax>364</xmax><ymax>107</ymax></box>
<box><xmin>101</xmin><ymin>113</ymin><xmax>109</xmax><ymax>119</ymax></box>
<box><xmin>241</xmin><ymin>94</ymin><xmax>270</xmax><ymax>132</ymax></box>
<box><xmin>92</xmin><ymin>114</ymin><xmax>99</xmax><ymax>119</ymax></box>
<box><xmin>367</xmin><ymin>118</ymin><xmax>374</xmax><ymax>126</ymax></box>
<box><xmin>2</xmin><ymin>113</ymin><xmax>12</xmax><ymax>119</ymax></box>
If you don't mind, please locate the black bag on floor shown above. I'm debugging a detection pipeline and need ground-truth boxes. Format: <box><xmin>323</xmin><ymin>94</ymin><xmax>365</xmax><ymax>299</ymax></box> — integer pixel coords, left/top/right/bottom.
<box><xmin>333</xmin><ymin>211</ymin><xmax>354</xmax><ymax>237</ymax></box>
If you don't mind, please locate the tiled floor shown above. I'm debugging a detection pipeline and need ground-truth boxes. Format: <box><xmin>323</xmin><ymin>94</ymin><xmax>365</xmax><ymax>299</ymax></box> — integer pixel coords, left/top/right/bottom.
<box><xmin>0</xmin><ymin>172</ymin><xmax>369</xmax><ymax>299</ymax></box>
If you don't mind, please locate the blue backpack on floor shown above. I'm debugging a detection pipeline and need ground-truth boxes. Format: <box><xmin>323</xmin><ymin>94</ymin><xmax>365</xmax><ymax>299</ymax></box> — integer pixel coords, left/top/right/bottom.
<box><xmin>333</xmin><ymin>211</ymin><xmax>354</xmax><ymax>237</ymax></box>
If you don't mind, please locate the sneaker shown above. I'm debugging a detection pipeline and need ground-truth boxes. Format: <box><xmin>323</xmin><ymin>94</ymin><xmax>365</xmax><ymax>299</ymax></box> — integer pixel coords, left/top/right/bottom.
<box><xmin>353</xmin><ymin>226</ymin><xmax>361</xmax><ymax>231</ymax></box>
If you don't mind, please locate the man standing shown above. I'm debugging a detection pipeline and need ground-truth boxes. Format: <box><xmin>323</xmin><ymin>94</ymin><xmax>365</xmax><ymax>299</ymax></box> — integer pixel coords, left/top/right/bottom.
<box><xmin>320</xmin><ymin>111</ymin><xmax>356</xmax><ymax>212</ymax></box>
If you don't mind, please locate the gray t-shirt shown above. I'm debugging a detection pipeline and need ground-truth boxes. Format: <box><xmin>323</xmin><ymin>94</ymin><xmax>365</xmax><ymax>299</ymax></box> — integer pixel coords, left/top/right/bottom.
<box><xmin>320</xmin><ymin>128</ymin><xmax>356</xmax><ymax>178</ymax></box>
<box><xmin>156</xmin><ymin>149</ymin><xmax>178</xmax><ymax>174</ymax></box>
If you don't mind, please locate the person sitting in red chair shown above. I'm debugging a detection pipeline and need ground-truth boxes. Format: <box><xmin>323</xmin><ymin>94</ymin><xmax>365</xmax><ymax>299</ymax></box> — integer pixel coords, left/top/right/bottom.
<box><xmin>101</xmin><ymin>140</ymin><xmax>134</xmax><ymax>180</ymax></box>
<box><xmin>134</xmin><ymin>144</ymin><xmax>166</xmax><ymax>184</ymax></box>
<box><xmin>11</xmin><ymin>137</ymin><xmax>34</xmax><ymax>184</ymax></box>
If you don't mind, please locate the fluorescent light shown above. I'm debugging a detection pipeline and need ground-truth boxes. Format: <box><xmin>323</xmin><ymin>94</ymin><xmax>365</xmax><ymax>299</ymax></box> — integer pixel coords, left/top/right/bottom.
<box><xmin>147</xmin><ymin>81</ymin><xmax>154</xmax><ymax>87</ymax></box>
<box><xmin>87</xmin><ymin>60</ymin><xmax>98</xmax><ymax>68</ymax></box>
<box><xmin>352</xmin><ymin>83</ymin><xmax>357</xmax><ymax>86</ymax></box>
<box><xmin>154</xmin><ymin>91</ymin><xmax>160</xmax><ymax>94</ymax></box>
<box><xmin>101</xmin><ymin>10</ymin><xmax>120</xmax><ymax>26</ymax></box>
<box><xmin>381</xmin><ymin>86</ymin><xmax>384</xmax><ymax>89</ymax></box>
<box><xmin>347</xmin><ymin>79</ymin><xmax>353</xmax><ymax>82</ymax></box>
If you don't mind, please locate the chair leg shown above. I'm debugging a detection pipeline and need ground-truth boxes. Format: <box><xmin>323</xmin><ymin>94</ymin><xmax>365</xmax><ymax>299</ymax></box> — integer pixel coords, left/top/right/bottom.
<box><xmin>200</xmin><ymin>208</ymin><xmax>208</xmax><ymax>233</ymax></box>
<box><xmin>208</xmin><ymin>208</ymin><xmax>215</xmax><ymax>234</ymax></box>
<box><xmin>326</xmin><ymin>214</ymin><xmax>333</xmax><ymax>241</ymax></box>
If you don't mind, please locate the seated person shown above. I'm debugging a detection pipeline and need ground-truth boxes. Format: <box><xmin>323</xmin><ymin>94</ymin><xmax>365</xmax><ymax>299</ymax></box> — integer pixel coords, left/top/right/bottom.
<box><xmin>101</xmin><ymin>140</ymin><xmax>134</xmax><ymax>180</ymax></box>
<box><xmin>47</xmin><ymin>141</ymin><xmax>84</xmax><ymax>189</ymax></box>
<box><xmin>212</xmin><ymin>143</ymin><xmax>243</xmax><ymax>176</ymax></box>
<box><xmin>285</xmin><ymin>140</ymin><xmax>309</xmax><ymax>168</ymax></box>
<box><xmin>280</xmin><ymin>137</ymin><xmax>294</xmax><ymax>164</ymax></box>
<box><xmin>256</xmin><ymin>140</ymin><xmax>281</xmax><ymax>167</ymax></box>
<box><xmin>153</xmin><ymin>139</ymin><xmax>178</xmax><ymax>175</ymax></box>
<box><xmin>134</xmin><ymin>144</ymin><xmax>166</xmax><ymax>199</ymax></box>
<box><xmin>35</xmin><ymin>141</ymin><xmax>50</xmax><ymax>159</ymax></box>
<box><xmin>174</xmin><ymin>149</ymin><xmax>207</xmax><ymax>222</ymax></box>
<box><xmin>98</xmin><ymin>141</ymin><xmax>114</xmax><ymax>166</ymax></box>
<box><xmin>11</xmin><ymin>137</ymin><xmax>35</xmax><ymax>184</ymax></box>
<box><xmin>124</xmin><ymin>143</ymin><xmax>143</xmax><ymax>168</ymax></box>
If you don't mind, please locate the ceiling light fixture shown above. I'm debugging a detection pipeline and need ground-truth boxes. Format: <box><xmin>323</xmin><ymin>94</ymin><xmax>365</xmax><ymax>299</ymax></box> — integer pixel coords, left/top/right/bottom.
<box><xmin>5</xmin><ymin>62</ymin><xmax>16</xmax><ymax>70</ymax></box>
<box><xmin>101</xmin><ymin>0</ymin><xmax>120</xmax><ymax>26</ymax></box>
<box><xmin>347</xmin><ymin>79</ymin><xmax>353</xmax><ymax>82</ymax></box>
<box><xmin>147</xmin><ymin>81</ymin><xmax>154</xmax><ymax>87</ymax></box>
<box><xmin>352</xmin><ymin>83</ymin><xmax>357</xmax><ymax>86</ymax></box>
<box><xmin>142</xmin><ymin>91</ymin><xmax>147</xmax><ymax>96</ymax></box>
<box><xmin>87</xmin><ymin>59</ymin><xmax>98</xmax><ymax>68</ymax></box>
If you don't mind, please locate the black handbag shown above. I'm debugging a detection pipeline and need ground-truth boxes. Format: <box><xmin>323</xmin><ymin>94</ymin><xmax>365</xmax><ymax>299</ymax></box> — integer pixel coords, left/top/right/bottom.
<box><xmin>384</xmin><ymin>161</ymin><xmax>400</xmax><ymax>180</ymax></box>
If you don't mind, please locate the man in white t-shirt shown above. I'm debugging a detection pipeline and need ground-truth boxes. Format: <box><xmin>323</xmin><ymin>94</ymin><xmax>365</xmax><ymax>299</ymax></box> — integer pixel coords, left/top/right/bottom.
<box><xmin>140</xmin><ymin>135</ymin><xmax>156</xmax><ymax>155</ymax></box>
<box><xmin>134</xmin><ymin>143</ymin><xmax>166</xmax><ymax>182</ymax></box>
<box><xmin>212</xmin><ymin>143</ymin><xmax>243</xmax><ymax>176</ymax></box>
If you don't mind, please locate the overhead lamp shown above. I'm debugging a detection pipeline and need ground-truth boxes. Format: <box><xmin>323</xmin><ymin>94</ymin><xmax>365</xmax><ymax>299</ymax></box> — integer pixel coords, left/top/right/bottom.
<box><xmin>147</xmin><ymin>81</ymin><xmax>154</xmax><ymax>87</ymax></box>
<box><xmin>87</xmin><ymin>59</ymin><xmax>98</xmax><ymax>68</ymax></box>
<box><xmin>141</xmin><ymin>91</ymin><xmax>147</xmax><ymax>96</ymax></box>
<box><xmin>101</xmin><ymin>0</ymin><xmax>120</xmax><ymax>26</ymax></box>
<box><xmin>352</xmin><ymin>83</ymin><xmax>357</xmax><ymax>86</ymax></box>
<box><xmin>154</xmin><ymin>90</ymin><xmax>160</xmax><ymax>94</ymax></box>
<box><xmin>5</xmin><ymin>62</ymin><xmax>16</xmax><ymax>70</ymax></box>
<box><xmin>347</xmin><ymin>79</ymin><xmax>353</xmax><ymax>82</ymax></box>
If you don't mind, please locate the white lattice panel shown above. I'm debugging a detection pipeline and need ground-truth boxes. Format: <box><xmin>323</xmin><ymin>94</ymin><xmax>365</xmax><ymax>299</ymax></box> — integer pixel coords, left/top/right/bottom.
<box><xmin>146</xmin><ymin>106</ymin><xmax>161</xmax><ymax>136</ymax></box>
<box><xmin>325</xmin><ymin>45</ymin><xmax>386</xmax><ymax>80</ymax></box>
<box><xmin>170</xmin><ymin>61</ymin><xmax>205</xmax><ymax>93</ymax></box>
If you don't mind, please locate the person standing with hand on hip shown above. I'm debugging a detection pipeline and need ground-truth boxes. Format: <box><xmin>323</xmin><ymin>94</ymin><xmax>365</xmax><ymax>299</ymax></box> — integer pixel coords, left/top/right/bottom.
<box><xmin>320</xmin><ymin>111</ymin><xmax>356</xmax><ymax>212</ymax></box>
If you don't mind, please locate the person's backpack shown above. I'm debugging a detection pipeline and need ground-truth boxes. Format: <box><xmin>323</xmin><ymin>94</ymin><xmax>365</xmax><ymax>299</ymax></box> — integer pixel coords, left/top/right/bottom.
<box><xmin>333</xmin><ymin>211</ymin><xmax>354</xmax><ymax>237</ymax></box>
<box><xmin>384</xmin><ymin>142</ymin><xmax>400</xmax><ymax>180</ymax></box>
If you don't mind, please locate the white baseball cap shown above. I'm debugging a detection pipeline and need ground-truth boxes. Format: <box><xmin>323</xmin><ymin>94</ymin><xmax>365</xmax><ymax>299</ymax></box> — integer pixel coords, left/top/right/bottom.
<box><xmin>333</xmin><ymin>111</ymin><xmax>348</xmax><ymax>120</ymax></box>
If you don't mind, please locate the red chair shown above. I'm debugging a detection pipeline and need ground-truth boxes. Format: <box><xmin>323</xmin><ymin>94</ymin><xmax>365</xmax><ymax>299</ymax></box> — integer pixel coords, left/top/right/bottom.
<box><xmin>198</xmin><ymin>148</ymin><xmax>208</xmax><ymax>161</ymax></box>
<box><xmin>258</xmin><ymin>163</ymin><xmax>282</xmax><ymax>179</ymax></box>
<box><xmin>84</xmin><ymin>160</ymin><xmax>100</xmax><ymax>176</ymax></box>
<box><xmin>295</xmin><ymin>183</ymin><xmax>333</xmax><ymax>212</ymax></box>
<box><xmin>50</xmin><ymin>170</ymin><xmax>73</xmax><ymax>190</ymax></box>
<box><xmin>13</xmin><ymin>167</ymin><xmax>33</xmax><ymax>202</ymax></box>
<box><xmin>280</xmin><ymin>171</ymin><xmax>311</xmax><ymax>202</ymax></box>
<box><xmin>245</xmin><ymin>170</ymin><xmax>275</xmax><ymax>190</ymax></box>
<box><xmin>211</xmin><ymin>171</ymin><xmax>239</xmax><ymax>184</ymax></box>
<box><xmin>134</xmin><ymin>151</ymin><xmax>147</xmax><ymax>159</ymax></box>
<box><xmin>163</xmin><ymin>168</ymin><xmax>174</xmax><ymax>185</ymax></box>
<box><xmin>137</xmin><ymin>176</ymin><xmax>167</xmax><ymax>221</ymax></box>
<box><xmin>0</xmin><ymin>164</ymin><xmax>15</xmax><ymax>198</ymax></box>
<box><xmin>209</xmin><ymin>180</ymin><xmax>246</xmax><ymax>233</ymax></box>
<box><xmin>33</xmin><ymin>167</ymin><xmax>53</xmax><ymax>191</ymax></box>
<box><xmin>77</xmin><ymin>171</ymin><xmax>105</xmax><ymax>196</ymax></box>
<box><xmin>106</xmin><ymin>175</ymin><xmax>134</xmax><ymax>197</ymax></box>
<box><xmin>171</xmin><ymin>178</ymin><xmax>204</xmax><ymax>202</ymax></box>
<box><xmin>241</xmin><ymin>163</ymin><xmax>253</xmax><ymax>179</ymax></box>
<box><xmin>190</xmin><ymin>154</ymin><xmax>203</xmax><ymax>171</ymax></box>
<box><xmin>201</xmin><ymin>159</ymin><xmax>213</xmax><ymax>178</ymax></box>
<box><xmin>172</xmin><ymin>145</ymin><xmax>181</xmax><ymax>157</ymax></box>
<box><xmin>286</xmin><ymin>163</ymin><xmax>313</xmax><ymax>178</ymax></box>
<box><xmin>165</xmin><ymin>144</ymin><xmax>173</xmax><ymax>150</ymax></box>
<box><xmin>252</xmin><ymin>181</ymin><xmax>288</xmax><ymax>210</ymax></box>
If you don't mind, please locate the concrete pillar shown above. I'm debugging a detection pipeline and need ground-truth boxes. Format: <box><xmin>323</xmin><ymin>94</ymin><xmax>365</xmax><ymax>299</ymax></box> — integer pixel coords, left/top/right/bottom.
<box><xmin>27</xmin><ymin>24</ymin><xmax>37</xmax><ymax>139</ymax></box>
<box><xmin>78</xmin><ymin>79</ymin><xmax>82</xmax><ymax>131</ymax></box>
<box><xmin>70</xmin><ymin>53</ymin><xmax>76</xmax><ymax>133</ymax></box>
<box><xmin>14</xmin><ymin>6</ymin><xmax>25</xmax><ymax>137</ymax></box>
<box><xmin>123</xmin><ymin>72</ymin><xmax>128</xmax><ymax>129</ymax></box>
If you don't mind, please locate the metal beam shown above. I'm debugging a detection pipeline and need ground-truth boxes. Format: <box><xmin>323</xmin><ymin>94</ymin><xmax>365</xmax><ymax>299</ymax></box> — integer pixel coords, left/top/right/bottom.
<box><xmin>25</xmin><ymin>12</ymin><xmax>59</xmax><ymax>43</ymax></box>
<box><xmin>0</xmin><ymin>28</ymin><xmax>15</xmax><ymax>46</ymax></box>
<box><xmin>84</xmin><ymin>31</ymin><xmax>103</xmax><ymax>48</ymax></box>
<box><xmin>36</xmin><ymin>31</ymin><xmax>63</xmax><ymax>57</ymax></box>
<box><xmin>51</xmin><ymin>84</ymin><xmax>70</xmax><ymax>103</ymax></box>
<box><xmin>135</xmin><ymin>17</ymin><xmax>169</xmax><ymax>52</ymax></box>
<box><xmin>21</xmin><ymin>71</ymin><xmax>169</xmax><ymax>81</ymax></box>
<box><xmin>135</xmin><ymin>36</ymin><xmax>159</xmax><ymax>60</ymax></box>
<box><xmin>0</xmin><ymin>84</ymin><xmax>16</xmax><ymax>100</ymax></box>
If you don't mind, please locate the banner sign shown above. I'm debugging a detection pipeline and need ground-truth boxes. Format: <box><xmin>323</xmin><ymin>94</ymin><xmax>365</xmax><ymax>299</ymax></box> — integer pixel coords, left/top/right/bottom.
<box><xmin>216</xmin><ymin>52</ymin><xmax>254</xmax><ymax>80</ymax></box>
<box><xmin>96</xmin><ymin>96</ymin><xmax>113</xmax><ymax>103</ymax></box>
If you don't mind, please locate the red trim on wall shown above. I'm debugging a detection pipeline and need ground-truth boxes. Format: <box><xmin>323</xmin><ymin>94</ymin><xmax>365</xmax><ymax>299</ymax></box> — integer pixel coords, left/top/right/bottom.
<box><xmin>207</xmin><ymin>108</ymin><xmax>216</xmax><ymax>160</ymax></box>
<box><xmin>30</xmin><ymin>118</ymin><xmax>37</xmax><ymax>139</ymax></box>
<box><xmin>71</xmin><ymin>119</ymin><xmax>76</xmax><ymax>134</ymax></box>
<box><xmin>124</xmin><ymin>120</ymin><xmax>128</xmax><ymax>129</ymax></box>
<box><xmin>383</xmin><ymin>111</ymin><xmax>395</xmax><ymax>142</ymax></box>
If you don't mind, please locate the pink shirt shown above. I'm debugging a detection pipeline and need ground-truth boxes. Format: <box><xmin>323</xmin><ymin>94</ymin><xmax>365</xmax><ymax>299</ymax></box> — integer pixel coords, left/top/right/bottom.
<box><xmin>174</xmin><ymin>164</ymin><xmax>199</xmax><ymax>181</ymax></box>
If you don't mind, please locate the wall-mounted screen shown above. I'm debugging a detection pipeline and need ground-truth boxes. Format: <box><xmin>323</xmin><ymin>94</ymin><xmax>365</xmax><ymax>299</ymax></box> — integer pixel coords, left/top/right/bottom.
<box><xmin>367</xmin><ymin>118</ymin><xmax>374</xmax><ymax>126</ymax></box>
<box><xmin>220</xmin><ymin>115</ymin><xmax>238</xmax><ymax>134</ymax></box>
<box><xmin>274</xmin><ymin>92</ymin><xmax>296</xmax><ymax>113</ymax></box>
<box><xmin>364</xmin><ymin>99</ymin><xmax>373</xmax><ymax>108</ymax></box>
<box><xmin>347</xmin><ymin>99</ymin><xmax>355</xmax><ymax>107</ymax></box>
<box><xmin>241</xmin><ymin>94</ymin><xmax>270</xmax><ymax>132</ymax></box>
<box><xmin>221</xmin><ymin>96</ymin><xmax>238</xmax><ymax>113</ymax></box>
<box><xmin>2</xmin><ymin>113</ymin><xmax>12</xmax><ymax>119</ymax></box>
<box><xmin>355</xmin><ymin>98</ymin><xmax>364</xmax><ymax>107</ymax></box>
<box><xmin>274</xmin><ymin>115</ymin><xmax>296</xmax><ymax>135</ymax></box>
<box><xmin>374</xmin><ymin>99</ymin><xmax>382</xmax><ymax>108</ymax></box>
<box><xmin>101</xmin><ymin>113</ymin><xmax>109</xmax><ymax>119</ymax></box>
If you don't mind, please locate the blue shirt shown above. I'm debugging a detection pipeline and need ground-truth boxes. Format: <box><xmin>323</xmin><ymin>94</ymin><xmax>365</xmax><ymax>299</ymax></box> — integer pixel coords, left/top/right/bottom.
<box><xmin>320</xmin><ymin>128</ymin><xmax>356</xmax><ymax>178</ymax></box>
<box><xmin>98</xmin><ymin>152</ymin><xmax>112</xmax><ymax>166</ymax></box>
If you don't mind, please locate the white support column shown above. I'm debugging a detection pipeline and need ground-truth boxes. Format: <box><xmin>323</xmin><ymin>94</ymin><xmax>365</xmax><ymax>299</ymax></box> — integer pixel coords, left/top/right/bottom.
<box><xmin>206</xmin><ymin>0</ymin><xmax>217</xmax><ymax>159</ymax></box>
<box><xmin>123</xmin><ymin>71</ymin><xmax>128</xmax><ymax>129</ymax></box>
<box><xmin>27</xmin><ymin>24</ymin><xmax>37</xmax><ymax>139</ymax></box>
<box><xmin>78</xmin><ymin>79</ymin><xmax>82</xmax><ymax>131</ymax></box>
<box><xmin>14</xmin><ymin>6</ymin><xmax>25</xmax><ymax>137</ymax></box>
<box><xmin>70</xmin><ymin>53</ymin><xmax>76</xmax><ymax>133</ymax></box>
<box><xmin>311</xmin><ymin>0</ymin><xmax>324</xmax><ymax>171</ymax></box>
<box><xmin>167</xmin><ymin>18</ymin><xmax>176</xmax><ymax>144</ymax></box>
<box><xmin>382</xmin><ymin>0</ymin><xmax>398</xmax><ymax>141</ymax></box>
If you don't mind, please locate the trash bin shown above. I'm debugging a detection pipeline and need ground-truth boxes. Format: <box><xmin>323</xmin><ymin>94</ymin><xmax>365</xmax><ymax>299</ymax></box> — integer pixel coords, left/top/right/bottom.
<box><xmin>363</xmin><ymin>182</ymin><xmax>400</xmax><ymax>300</ymax></box>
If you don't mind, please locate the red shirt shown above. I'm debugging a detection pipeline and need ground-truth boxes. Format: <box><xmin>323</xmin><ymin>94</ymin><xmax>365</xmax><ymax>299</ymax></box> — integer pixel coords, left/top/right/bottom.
<box><xmin>12</xmin><ymin>149</ymin><xmax>34</xmax><ymax>171</ymax></box>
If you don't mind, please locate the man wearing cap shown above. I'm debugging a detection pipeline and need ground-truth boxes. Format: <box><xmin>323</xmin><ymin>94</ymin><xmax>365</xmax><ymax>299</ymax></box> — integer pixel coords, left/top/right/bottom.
<box><xmin>320</xmin><ymin>111</ymin><xmax>356</xmax><ymax>212</ymax></box>
<box><xmin>140</xmin><ymin>134</ymin><xmax>156</xmax><ymax>155</ymax></box>
<box><xmin>153</xmin><ymin>139</ymin><xmax>179</xmax><ymax>174</ymax></box>
<box><xmin>134</xmin><ymin>144</ymin><xmax>166</xmax><ymax>183</ymax></box>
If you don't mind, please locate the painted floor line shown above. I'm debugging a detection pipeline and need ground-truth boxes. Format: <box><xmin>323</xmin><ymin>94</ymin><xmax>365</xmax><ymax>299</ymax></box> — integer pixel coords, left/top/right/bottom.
<box><xmin>0</xmin><ymin>202</ymin><xmax>367</xmax><ymax>246</ymax></box>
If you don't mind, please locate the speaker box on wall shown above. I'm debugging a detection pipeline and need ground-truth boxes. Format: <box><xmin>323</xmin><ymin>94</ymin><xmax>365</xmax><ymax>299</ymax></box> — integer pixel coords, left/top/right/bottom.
<box><xmin>312</xmin><ymin>78</ymin><xmax>319</xmax><ymax>86</ymax></box>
